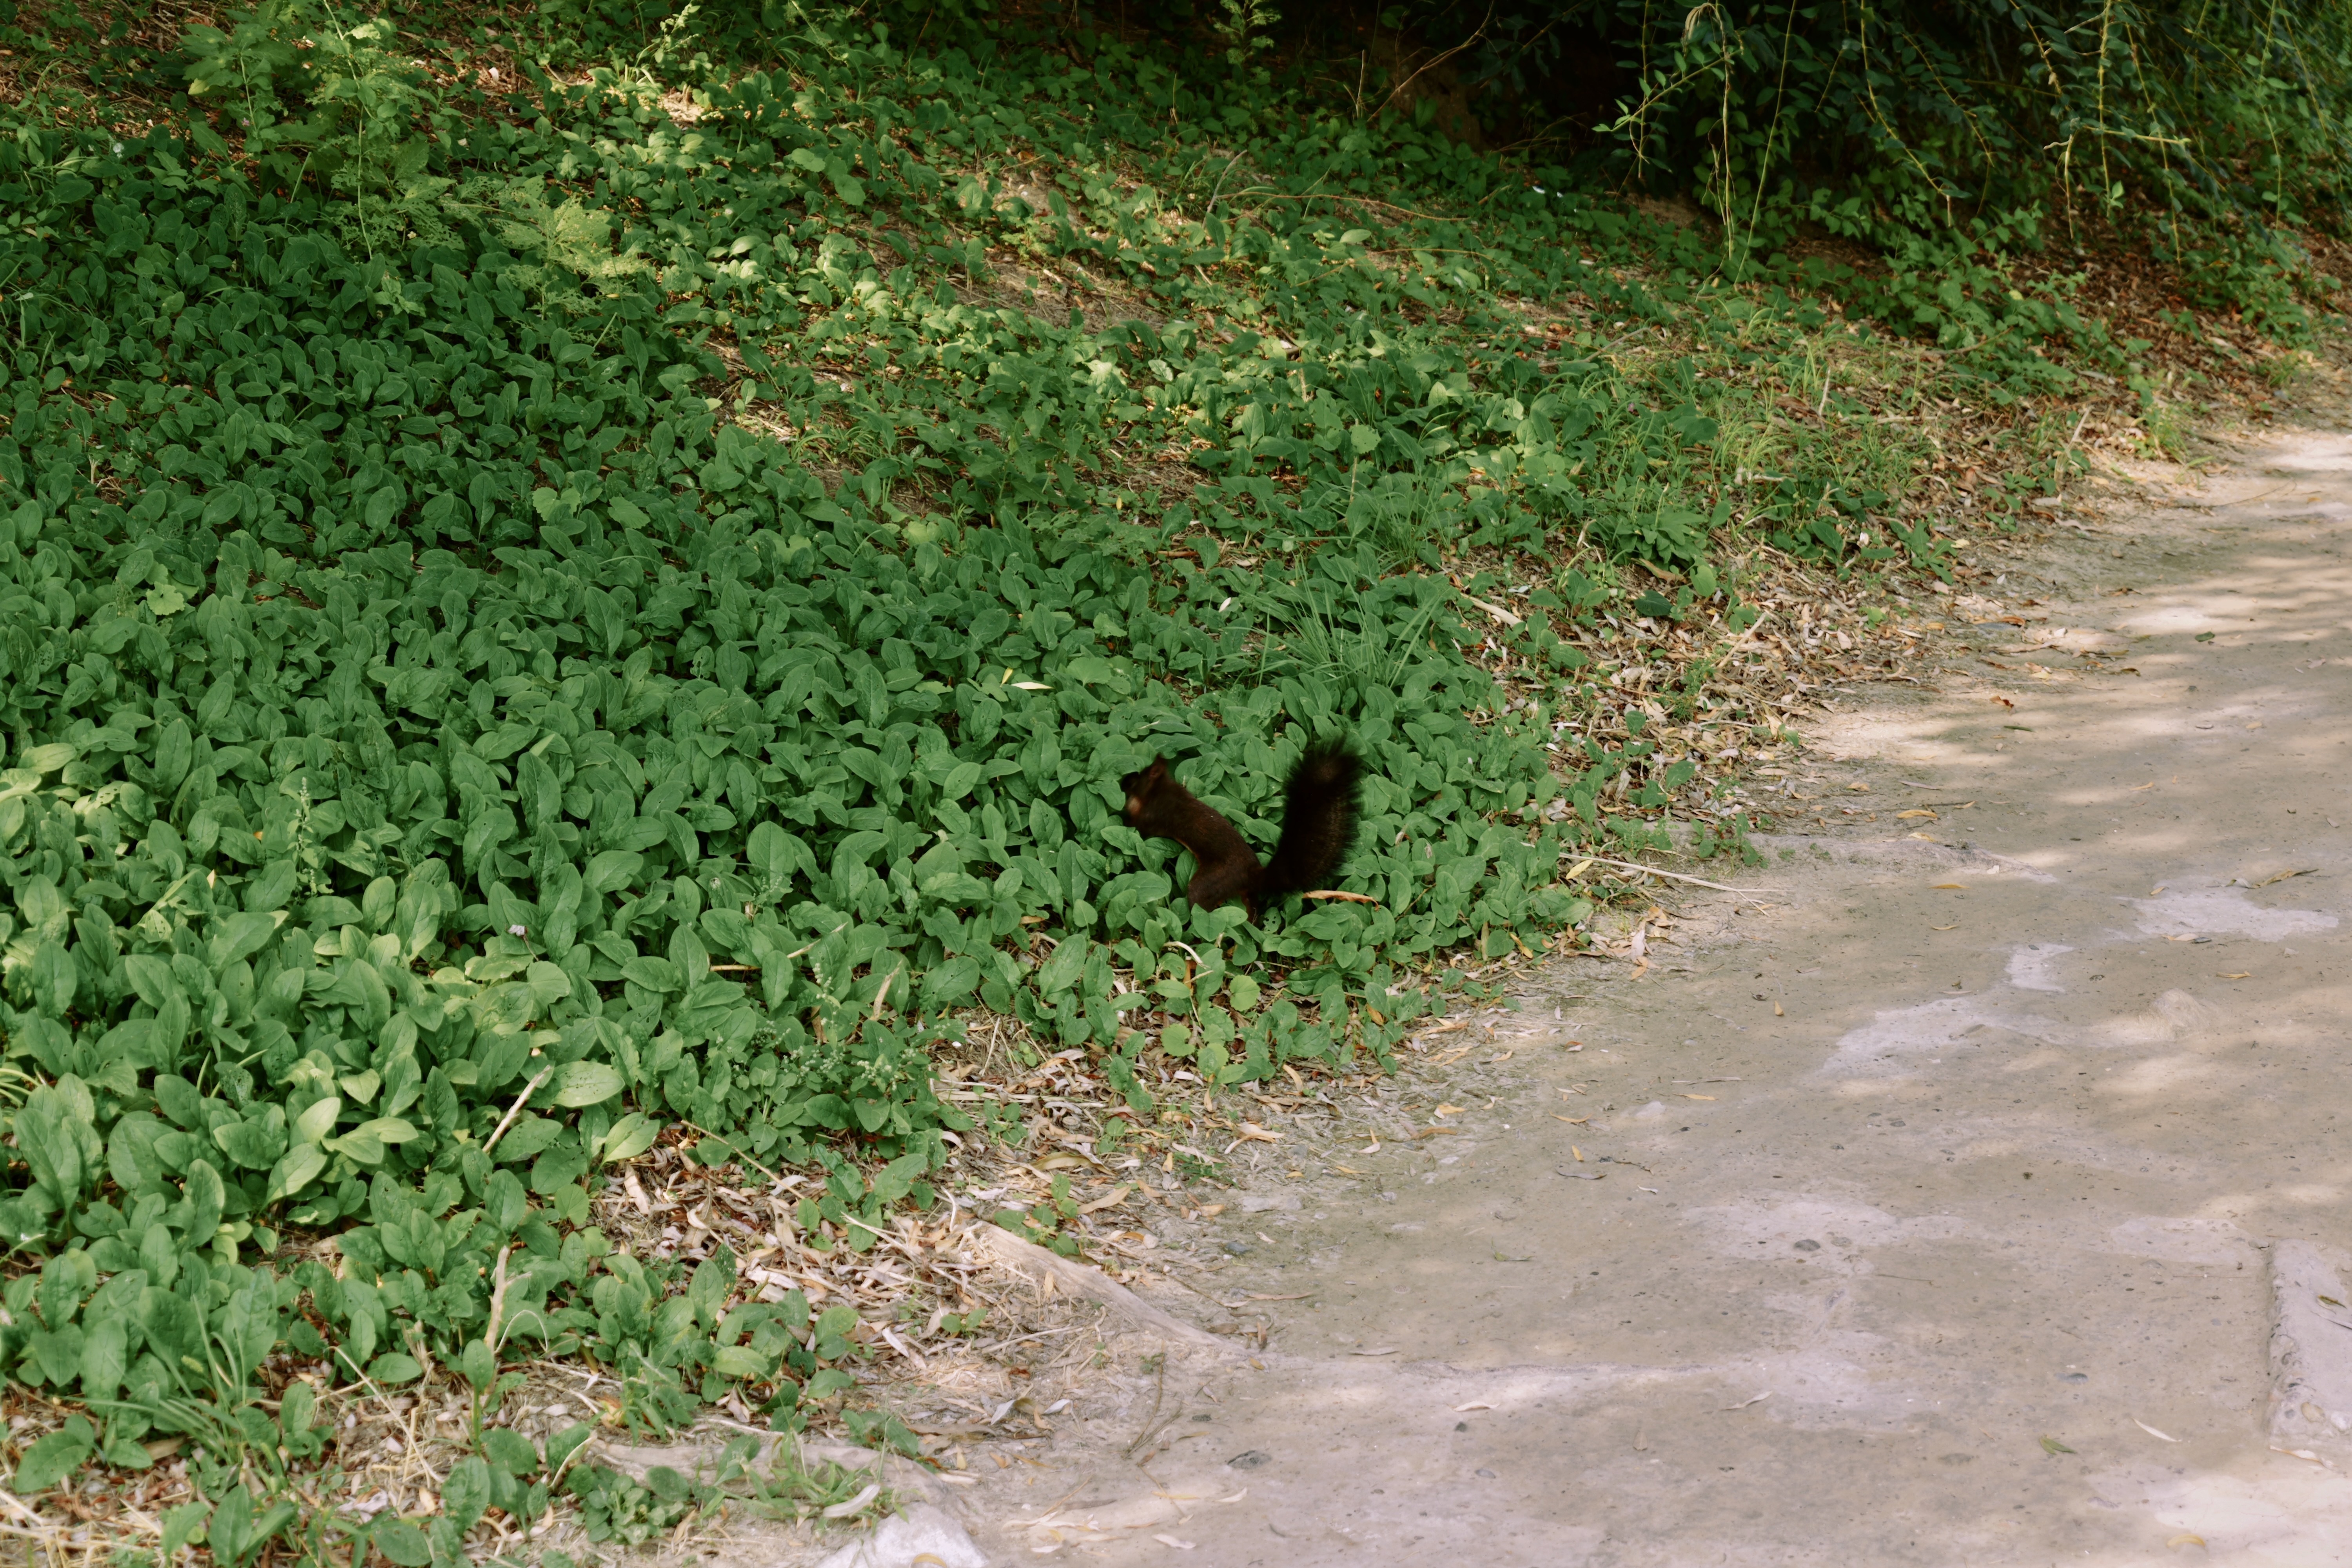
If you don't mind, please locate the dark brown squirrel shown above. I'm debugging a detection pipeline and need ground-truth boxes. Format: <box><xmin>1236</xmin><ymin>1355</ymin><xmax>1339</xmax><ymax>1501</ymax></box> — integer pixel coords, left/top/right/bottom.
<box><xmin>1120</xmin><ymin>740</ymin><xmax>1362</xmax><ymax>919</ymax></box>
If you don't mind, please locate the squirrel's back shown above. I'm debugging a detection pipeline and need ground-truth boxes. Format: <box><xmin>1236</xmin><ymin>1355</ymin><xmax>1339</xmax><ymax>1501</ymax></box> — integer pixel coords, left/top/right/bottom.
<box><xmin>1120</xmin><ymin>739</ymin><xmax>1361</xmax><ymax>916</ymax></box>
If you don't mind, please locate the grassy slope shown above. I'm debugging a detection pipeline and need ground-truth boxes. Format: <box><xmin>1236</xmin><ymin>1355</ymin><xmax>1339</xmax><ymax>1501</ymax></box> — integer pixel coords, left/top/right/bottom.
<box><xmin>0</xmin><ymin>0</ymin><xmax>2209</xmax><ymax>1558</ymax></box>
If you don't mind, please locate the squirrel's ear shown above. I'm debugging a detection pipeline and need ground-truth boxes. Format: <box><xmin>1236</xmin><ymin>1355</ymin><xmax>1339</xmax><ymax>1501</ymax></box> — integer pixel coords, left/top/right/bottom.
<box><xmin>1146</xmin><ymin>756</ymin><xmax>1170</xmax><ymax>780</ymax></box>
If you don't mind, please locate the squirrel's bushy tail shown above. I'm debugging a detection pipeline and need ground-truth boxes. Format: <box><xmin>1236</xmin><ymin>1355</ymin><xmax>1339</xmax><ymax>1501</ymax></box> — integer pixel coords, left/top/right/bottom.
<box><xmin>1259</xmin><ymin>740</ymin><xmax>1361</xmax><ymax>899</ymax></box>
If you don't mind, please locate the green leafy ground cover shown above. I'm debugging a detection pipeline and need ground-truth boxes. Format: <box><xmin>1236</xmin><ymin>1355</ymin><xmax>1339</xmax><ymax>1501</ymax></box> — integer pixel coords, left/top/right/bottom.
<box><xmin>0</xmin><ymin>0</ymin><xmax>2161</xmax><ymax>1558</ymax></box>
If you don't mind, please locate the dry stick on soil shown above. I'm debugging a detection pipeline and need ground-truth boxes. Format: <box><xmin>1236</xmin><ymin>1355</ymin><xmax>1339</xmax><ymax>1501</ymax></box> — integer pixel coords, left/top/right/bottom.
<box><xmin>1573</xmin><ymin>855</ymin><xmax>1788</xmax><ymax>895</ymax></box>
<box><xmin>481</xmin><ymin>1065</ymin><xmax>555</xmax><ymax>1155</ymax></box>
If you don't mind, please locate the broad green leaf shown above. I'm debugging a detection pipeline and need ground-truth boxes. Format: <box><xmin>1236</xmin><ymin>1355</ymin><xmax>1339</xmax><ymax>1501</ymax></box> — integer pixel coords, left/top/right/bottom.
<box><xmin>213</xmin><ymin>1113</ymin><xmax>288</xmax><ymax>1171</ymax></box>
<box><xmin>938</xmin><ymin>761</ymin><xmax>984</xmax><ymax>800</ymax></box>
<box><xmin>524</xmin><ymin>961</ymin><xmax>572</xmax><ymax>1008</ymax></box>
<box><xmin>122</xmin><ymin>954</ymin><xmax>178</xmax><ymax>1010</ymax></box>
<box><xmin>370</xmin><ymin>1519</ymin><xmax>432</xmax><ymax>1568</ymax></box>
<box><xmin>184</xmin><ymin>1160</ymin><xmax>225</xmax><ymax>1239</ymax></box>
<box><xmin>14</xmin><ymin>1089</ymin><xmax>81</xmax><ymax>1205</ymax></box>
<box><xmin>80</xmin><ymin>1318</ymin><xmax>127</xmax><ymax>1399</ymax></box>
<box><xmin>12</xmin><ymin>1420</ymin><xmax>93</xmax><ymax>1493</ymax></box>
<box><xmin>293</xmin><ymin>1096</ymin><xmax>341</xmax><ymax>1145</ymax></box>
<box><xmin>710</xmin><ymin>1343</ymin><xmax>771</xmax><ymax>1378</ymax></box>
<box><xmin>443</xmin><ymin>1455</ymin><xmax>491</xmax><ymax>1533</ymax></box>
<box><xmin>324</xmin><ymin>1128</ymin><xmax>386</xmax><ymax>1164</ymax></box>
<box><xmin>480</xmin><ymin>1427</ymin><xmax>539</xmax><ymax>1477</ymax></box>
<box><xmin>598</xmin><ymin>1112</ymin><xmax>661</xmax><ymax>1163</ymax></box>
<box><xmin>621</xmin><ymin>955</ymin><xmax>683</xmax><ymax>992</ymax></box>
<box><xmin>550</xmin><ymin>1062</ymin><xmax>623</xmax><ymax>1107</ymax></box>
<box><xmin>584</xmin><ymin>850</ymin><xmax>642</xmax><ymax>893</ymax></box>
<box><xmin>1036</xmin><ymin>935</ymin><xmax>1087</xmax><ymax>996</ymax></box>
<box><xmin>207</xmin><ymin>910</ymin><xmax>284</xmax><ymax>973</ymax></box>
<box><xmin>267</xmin><ymin>1144</ymin><xmax>328</xmax><ymax>1203</ymax></box>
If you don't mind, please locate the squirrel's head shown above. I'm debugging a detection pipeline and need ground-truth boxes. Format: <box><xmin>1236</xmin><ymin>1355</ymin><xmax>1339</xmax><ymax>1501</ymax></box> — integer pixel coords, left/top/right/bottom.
<box><xmin>1120</xmin><ymin>756</ymin><xmax>1170</xmax><ymax>824</ymax></box>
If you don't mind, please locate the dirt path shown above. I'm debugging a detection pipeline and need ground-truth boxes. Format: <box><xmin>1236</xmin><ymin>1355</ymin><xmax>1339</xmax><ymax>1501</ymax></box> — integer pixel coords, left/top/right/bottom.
<box><xmin>904</xmin><ymin>428</ymin><xmax>2352</xmax><ymax>1565</ymax></box>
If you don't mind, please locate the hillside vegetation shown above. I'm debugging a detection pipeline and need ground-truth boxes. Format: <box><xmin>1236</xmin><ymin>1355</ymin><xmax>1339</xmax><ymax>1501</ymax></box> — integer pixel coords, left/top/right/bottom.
<box><xmin>0</xmin><ymin>0</ymin><xmax>2301</xmax><ymax>1558</ymax></box>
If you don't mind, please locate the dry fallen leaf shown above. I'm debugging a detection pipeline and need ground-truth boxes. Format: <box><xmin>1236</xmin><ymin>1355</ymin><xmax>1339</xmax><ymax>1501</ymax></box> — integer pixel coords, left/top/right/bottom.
<box><xmin>1154</xmin><ymin>1535</ymin><xmax>1196</xmax><ymax>1550</ymax></box>
<box><xmin>1454</xmin><ymin>1401</ymin><xmax>1495</xmax><ymax>1412</ymax></box>
<box><xmin>1896</xmin><ymin>808</ymin><xmax>1938</xmax><ymax>820</ymax></box>
<box><xmin>2166</xmin><ymin>1534</ymin><xmax>2206</xmax><ymax>1550</ymax></box>
<box><xmin>1435</xmin><ymin>1103</ymin><xmax>1465</xmax><ymax>1116</ymax></box>
<box><xmin>2130</xmin><ymin>781</ymin><xmax>2157</xmax><ymax>791</ymax></box>
<box><xmin>2219</xmin><ymin>972</ymin><xmax>2251</xmax><ymax>980</ymax></box>
<box><xmin>1411</xmin><ymin>1126</ymin><xmax>1460</xmax><ymax>1140</ymax></box>
<box><xmin>2040</xmin><ymin>1436</ymin><xmax>2076</xmax><ymax>1455</ymax></box>
<box><xmin>822</xmin><ymin>1482</ymin><xmax>882</xmax><ymax>1519</ymax></box>
<box><xmin>1350</xmin><ymin>1347</ymin><xmax>1399</xmax><ymax>1356</ymax></box>
<box><xmin>1773</xmin><ymin>1002</ymin><xmax>1784</xmax><ymax>1016</ymax></box>
<box><xmin>1554</xmin><ymin>1115</ymin><xmax>1590</xmax><ymax>1126</ymax></box>
<box><xmin>1234</xmin><ymin>1122</ymin><xmax>1282</xmax><ymax>1143</ymax></box>
<box><xmin>1077</xmin><ymin>1184</ymin><xmax>1132</xmax><ymax>1215</ymax></box>
<box><xmin>1931</xmin><ymin>923</ymin><xmax>1959</xmax><ymax>931</ymax></box>
<box><xmin>1571</xmin><ymin>1145</ymin><xmax>1585</xmax><ymax>1161</ymax></box>
<box><xmin>2135</xmin><ymin>1419</ymin><xmax>2181</xmax><ymax>1443</ymax></box>
<box><xmin>1681</xmin><ymin>1094</ymin><xmax>1716</xmax><ymax>1101</ymax></box>
<box><xmin>1932</xmin><ymin>882</ymin><xmax>1967</xmax><ymax>890</ymax></box>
